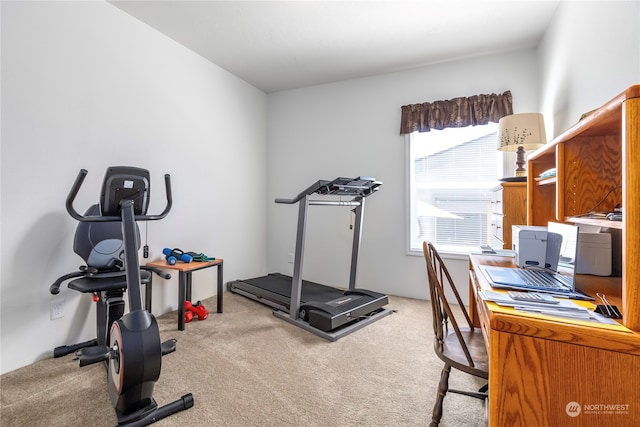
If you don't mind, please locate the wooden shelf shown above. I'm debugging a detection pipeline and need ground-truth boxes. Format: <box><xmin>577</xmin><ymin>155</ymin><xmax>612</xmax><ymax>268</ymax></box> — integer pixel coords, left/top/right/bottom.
<box><xmin>566</xmin><ymin>216</ymin><xmax>623</xmax><ymax>229</ymax></box>
<box><xmin>527</xmin><ymin>84</ymin><xmax>640</xmax><ymax>330</ymax></box>
<box><xmin>534</xmin><ymin>177</ymin><xmax>556</xmax><ymax>186</ymax></box>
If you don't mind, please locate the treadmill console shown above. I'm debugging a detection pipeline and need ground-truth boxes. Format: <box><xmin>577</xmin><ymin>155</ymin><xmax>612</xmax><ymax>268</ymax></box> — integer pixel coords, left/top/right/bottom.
<box><xmin>315</xmin><ymin>177</ymin><xmax>381</xmax><ymax>197</ymax></box>
<box><xmin>278</xmin><ymin>176</ymin><xmax>382</xmax><ymax>204</ymax></box>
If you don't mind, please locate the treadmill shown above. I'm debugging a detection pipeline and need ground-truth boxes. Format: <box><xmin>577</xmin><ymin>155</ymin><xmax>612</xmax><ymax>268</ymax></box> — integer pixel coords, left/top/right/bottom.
<box><xmin>228</xmin><ymin>177</ymin><xmax>392</xmax><ymax>341</ymax></box>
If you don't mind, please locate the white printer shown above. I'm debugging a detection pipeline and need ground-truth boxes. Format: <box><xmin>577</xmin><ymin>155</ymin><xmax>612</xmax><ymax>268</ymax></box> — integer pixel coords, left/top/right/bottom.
<box><xmin>511</xmin><ymin>225</ymin><xmax>561</xmax><ymax>270</ymax></box>
<box><xmin>576</xmin><ymin>232</ymin><xmax>612</xmax><ymax>276</ymax></box>
<box><xmin>512</xmin><ymin>224</ymin><xmax>612</xmax><ymax>276</ymax></box>
<box><xmin>512</xmin><ymin>225</ymin><xmax>547</xmax><ymax>267</ymax></box>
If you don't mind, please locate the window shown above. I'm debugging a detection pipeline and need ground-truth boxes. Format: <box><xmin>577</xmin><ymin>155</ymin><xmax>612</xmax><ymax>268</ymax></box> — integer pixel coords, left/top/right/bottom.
<box><xmin>407</xmin><ymin>123</ymin><xmax>502</xmax><ymax>255</ymax></box>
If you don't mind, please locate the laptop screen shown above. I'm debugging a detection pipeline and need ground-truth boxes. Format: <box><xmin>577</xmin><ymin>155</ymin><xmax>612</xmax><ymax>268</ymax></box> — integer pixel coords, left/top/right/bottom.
<box><xmin>547</xmin><ymin>222</ymin><xmax>579</xmax><ymax>279</ymax></box>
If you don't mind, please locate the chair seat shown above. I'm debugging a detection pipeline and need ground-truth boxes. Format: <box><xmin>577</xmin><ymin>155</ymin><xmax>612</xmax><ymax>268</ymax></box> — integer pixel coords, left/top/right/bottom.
<box><xmin>438</xmin><ymin>327</ymin><xmax>488</xmax><ymax>379</ymax></box>
<box><xmin>68</xmin><ymin>270</ymin><xmax>152</xmax><ymax>293</ymax></box>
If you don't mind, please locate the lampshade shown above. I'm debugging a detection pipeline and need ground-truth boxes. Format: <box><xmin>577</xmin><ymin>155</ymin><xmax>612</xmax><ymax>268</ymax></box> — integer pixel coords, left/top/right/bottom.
<box><xmin>498</xmin><ymin>113</ymin><xmax>547</xmax><ymax>152</ymax></box>
<box><xmin>498</xmin><ymin>113</ymin><xmax>547</xmax><ymax>178</ymax></box>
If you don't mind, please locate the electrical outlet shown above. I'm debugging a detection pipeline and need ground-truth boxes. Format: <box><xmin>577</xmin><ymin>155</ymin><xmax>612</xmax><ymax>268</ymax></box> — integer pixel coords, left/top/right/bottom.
<box><xmin>50</xmin><ymin>299</ymin><xmax>64</xmax><ymax>320</ymax></box>
<box><xmin>287</xmin><ymin>253</ymin><xmax>294</xmax><ymax>264</ymax></box>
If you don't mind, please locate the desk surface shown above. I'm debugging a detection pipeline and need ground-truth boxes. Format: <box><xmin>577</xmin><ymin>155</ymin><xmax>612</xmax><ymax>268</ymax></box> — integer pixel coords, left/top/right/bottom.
<box><xmin>470</xmin><ymin>254</ymin><xmax>640</xmax><ymax>353</ymax></box>
<box><xmin>469</xmin><ymin>254</ymin><xmax>640</xmax><ymax>426</ymax></box>
<box><xmin>473</xmin><ymin>254</ymin><xmax>624</xmax><ymax>308</ymax></box>
<box><xmin>146</xmin><ymin>259</ymin><xmax>223</xmax><ymax>272</ymax></box>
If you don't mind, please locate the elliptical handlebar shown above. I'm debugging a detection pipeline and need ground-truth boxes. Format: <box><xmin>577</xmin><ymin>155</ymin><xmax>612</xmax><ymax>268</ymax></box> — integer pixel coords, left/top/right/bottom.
<box><xmin>49</xmin><ymin>271</ymin><xmax>85</xmax><ymax>295</ymax></box>
<box><xmin>66</xmin><ymin>169</ymin><xmax>172</xmax><ymax>222</ymax></box>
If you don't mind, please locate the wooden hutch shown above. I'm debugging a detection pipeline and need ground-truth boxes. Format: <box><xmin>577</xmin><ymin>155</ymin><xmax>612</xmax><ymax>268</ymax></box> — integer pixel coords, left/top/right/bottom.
<box><xmin>527</xmin><ymin>84</ymin><xmax>640</xmax><ymax>330</ymax></box>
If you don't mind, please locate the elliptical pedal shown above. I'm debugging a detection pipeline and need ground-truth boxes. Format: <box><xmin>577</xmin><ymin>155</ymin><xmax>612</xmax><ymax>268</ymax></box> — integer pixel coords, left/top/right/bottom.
<box><xmin>76</xmin><ymin>344</ymin><xmax>111</xmax><ymax>367</ymax></box>
<box><xmin>161</xmin><ymin>339</ymin><xmax>177</xmax><ymax>356</ymax></box>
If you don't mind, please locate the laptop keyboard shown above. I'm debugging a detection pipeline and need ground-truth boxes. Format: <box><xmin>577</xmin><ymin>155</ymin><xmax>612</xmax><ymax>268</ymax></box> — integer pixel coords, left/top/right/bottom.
<box><xmin>514</xmin><ymin>269</ymin><xmax>572</xmax><ymax>290</ymax></box>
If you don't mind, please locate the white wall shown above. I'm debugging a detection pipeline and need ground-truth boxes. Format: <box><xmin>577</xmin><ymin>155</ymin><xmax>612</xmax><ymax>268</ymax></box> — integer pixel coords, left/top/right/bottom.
<box><xmin>266</xmin><ymin>49</ymin><xmax>540</xmax><ymax>301</ymax></box>
<box><xmin>265</xmin><ymin>0</ymin><xmax>640</xmax><ymax>304</ymax></box>
<box><xmin>0</xmin><ymin>2</ymin><xmax>267</xmax><ymax>374</ymax></box>
<box><xmin>539</xmin><ymin>0</ymin><xmax>640</xmax><ymax>137</ymax></box>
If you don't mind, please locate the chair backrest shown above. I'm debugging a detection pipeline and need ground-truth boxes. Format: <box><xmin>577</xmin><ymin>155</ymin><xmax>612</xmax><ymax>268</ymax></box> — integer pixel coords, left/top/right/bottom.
<box><xmin>422</xmin><ymin>241</ymin><xmax>478</xmax><ymax>367</ymax></box>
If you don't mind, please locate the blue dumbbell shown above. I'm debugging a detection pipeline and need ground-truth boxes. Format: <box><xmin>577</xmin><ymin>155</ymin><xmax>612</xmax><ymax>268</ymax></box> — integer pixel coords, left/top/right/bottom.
<box><xmin>162</xmin><ymin>248</ymin><xmax>193</xmax><ymax>265</ymax></box>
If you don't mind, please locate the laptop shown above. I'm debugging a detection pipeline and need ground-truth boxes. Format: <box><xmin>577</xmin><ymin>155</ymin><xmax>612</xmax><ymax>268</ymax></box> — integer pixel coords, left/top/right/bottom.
<box><xmin>480</xmin><ymin>222</ymin><xmax>594</xmax><ymax>300</ymax></box>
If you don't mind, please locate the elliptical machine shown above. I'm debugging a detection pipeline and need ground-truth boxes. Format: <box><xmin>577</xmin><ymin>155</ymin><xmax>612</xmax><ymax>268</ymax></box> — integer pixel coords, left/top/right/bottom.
<box><xmin>50</xmin><ymin>166</ymin><xmax>193</xmax><ymax>426</ymax></box>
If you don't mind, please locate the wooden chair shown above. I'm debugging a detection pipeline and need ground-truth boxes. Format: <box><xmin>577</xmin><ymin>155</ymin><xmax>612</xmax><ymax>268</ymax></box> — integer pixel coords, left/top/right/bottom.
<box><xmin>422</xmin><ymin>241</ymin><xmax>488</xmax><ymax>426</ymax></box>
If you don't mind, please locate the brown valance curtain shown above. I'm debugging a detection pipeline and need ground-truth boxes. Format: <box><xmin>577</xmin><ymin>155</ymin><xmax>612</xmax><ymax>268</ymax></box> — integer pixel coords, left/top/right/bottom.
<box><xmin>399</xmin><ymin>90</ymin><xmax>513</xmax><ymax>135</ymax></box>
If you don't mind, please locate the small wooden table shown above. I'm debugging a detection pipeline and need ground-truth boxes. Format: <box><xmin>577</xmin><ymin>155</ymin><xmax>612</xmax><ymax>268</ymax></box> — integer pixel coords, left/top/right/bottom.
<box><xmin>146</xmin><ymin>259</ymin><xmax>223</xmax><ymax>330</ymax></box>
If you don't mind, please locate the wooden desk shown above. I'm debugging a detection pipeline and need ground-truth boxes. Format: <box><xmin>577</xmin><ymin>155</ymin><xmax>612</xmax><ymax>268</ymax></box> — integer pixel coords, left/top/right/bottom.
<box><xmin>146</xmin><ymin>259</ymin><xmax>223</xmax><ymax>330</ymax></box>
<box><xmin>469</xmin><ymin>254</ymin><xmax>640</xmax><ymax>426</ymax></box>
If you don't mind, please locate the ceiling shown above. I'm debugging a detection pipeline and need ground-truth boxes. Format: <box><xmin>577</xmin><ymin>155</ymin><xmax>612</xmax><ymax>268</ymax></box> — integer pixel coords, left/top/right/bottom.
<box><xmin>110</xmin><ymin>0</ymin><xmax>560</xmax><ymax>93</ymax></box>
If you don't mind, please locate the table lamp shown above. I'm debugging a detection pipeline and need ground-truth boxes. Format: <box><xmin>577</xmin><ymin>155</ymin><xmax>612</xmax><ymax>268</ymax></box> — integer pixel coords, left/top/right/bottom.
<box><xmin>498</xmin><ymin>113</ymin><xmax>546</xmax><ymax>178</ymax></box>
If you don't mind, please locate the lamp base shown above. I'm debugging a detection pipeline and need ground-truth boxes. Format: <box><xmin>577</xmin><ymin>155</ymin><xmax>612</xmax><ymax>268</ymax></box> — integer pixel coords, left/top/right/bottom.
<box><xmin>514</xmin><ymin>146</ymin><xmax>527</xmax><ymax>177</ymax></box>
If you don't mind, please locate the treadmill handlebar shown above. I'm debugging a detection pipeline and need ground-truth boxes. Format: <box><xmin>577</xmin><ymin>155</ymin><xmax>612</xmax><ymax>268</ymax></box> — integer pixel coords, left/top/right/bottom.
<box><xmin>275</xmin><ymin>176</ymin><xmax>382</xmax><ymax>204</ymax></box>
<box><xmin>66</xmin><ymin>168</ymin><xmax>173</xmax><ymax>222</ymax></box>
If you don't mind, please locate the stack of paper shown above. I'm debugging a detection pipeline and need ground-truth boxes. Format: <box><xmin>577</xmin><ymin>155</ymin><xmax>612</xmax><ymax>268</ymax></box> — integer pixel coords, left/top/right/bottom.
<box><xmin>479</xmin><ymin>290</ymin><xmax>617</xmax><ymax>324</ymax></box>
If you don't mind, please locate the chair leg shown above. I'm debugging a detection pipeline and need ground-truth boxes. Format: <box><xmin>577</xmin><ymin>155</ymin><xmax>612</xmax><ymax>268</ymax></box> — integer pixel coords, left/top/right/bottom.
<box><xmin>430</xmin><ymin>364</ymin><xmax>451</xmax><ymax>427</ymax></box>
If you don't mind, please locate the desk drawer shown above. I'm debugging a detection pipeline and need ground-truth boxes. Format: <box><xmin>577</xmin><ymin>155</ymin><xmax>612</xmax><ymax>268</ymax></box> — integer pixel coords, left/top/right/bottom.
<box><xmin>469</xmin><ymin>270</ymin><xmax>491</xmax><ymax>351</ymax></box>
<box><xmin>475</xmin><ymin>293</ymin><xmax>491</xmax><ymax>351</ymax></box>
<box><xmin>491</xmin><ymin>213</ymin><xmax>504</xmax><ymax>242</ymax></box>
<box><xmin>490</xmin><ymin>182</ymin><xmax>526</xmax><ymax>250</ymax></box>
<box><xmin>490</xmin><ymin>186</ymin><xmax>504</xmax><ymax>247</ymax></box>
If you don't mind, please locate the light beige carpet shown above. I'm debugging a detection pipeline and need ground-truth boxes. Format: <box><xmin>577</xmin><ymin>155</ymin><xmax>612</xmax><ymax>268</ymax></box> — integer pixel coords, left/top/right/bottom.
<box><xmin>1</xmin><ymin>293</ymin><xmax>486</xmax><ymax>426</ymax></box>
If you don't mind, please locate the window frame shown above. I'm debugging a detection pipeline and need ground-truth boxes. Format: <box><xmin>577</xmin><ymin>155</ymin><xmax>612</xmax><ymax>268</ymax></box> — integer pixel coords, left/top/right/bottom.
<box><xmin>405</xmin><ymin>124</ymin><xmax>508</xmax><ymax>259</ymax></box>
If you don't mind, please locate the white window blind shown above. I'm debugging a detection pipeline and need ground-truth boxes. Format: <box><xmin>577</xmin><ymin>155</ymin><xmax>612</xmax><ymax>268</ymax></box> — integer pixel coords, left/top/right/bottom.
<box><xmin>408</xmin><ymin>123</ymin><xmax>501</xmax><ymax>254</ymax></box>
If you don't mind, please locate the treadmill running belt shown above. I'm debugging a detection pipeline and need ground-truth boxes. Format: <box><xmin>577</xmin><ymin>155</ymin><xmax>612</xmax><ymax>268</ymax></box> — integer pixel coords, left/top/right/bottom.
<box><xmin>240</xmin><ymin>273</ymin><xmax>346</xmax><ymax>309</ymax></box>
<box><xmin>231</xmin><ymin>272</ymin><xmax>389</xmax><ymax>332</ymax></box>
